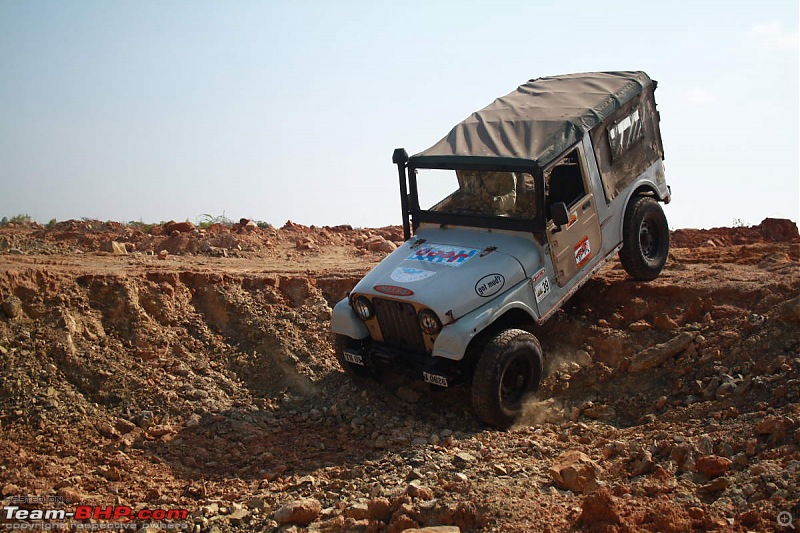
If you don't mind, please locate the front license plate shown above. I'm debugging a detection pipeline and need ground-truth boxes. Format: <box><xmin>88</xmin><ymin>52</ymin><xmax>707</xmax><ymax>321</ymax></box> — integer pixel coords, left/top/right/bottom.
<box><xmin>423</xmin><ymin>372</ymin><xmax>448</xmax><ymax>387</ymax></box>
<box><xmin>343</xmin><ymin>350</ymin><xmax>364</xmax><ymax>366</ymax></box>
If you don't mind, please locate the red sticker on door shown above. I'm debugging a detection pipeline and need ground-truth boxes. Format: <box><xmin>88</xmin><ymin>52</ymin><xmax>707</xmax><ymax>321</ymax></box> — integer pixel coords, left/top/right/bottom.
<box><xmin>574</xmin><ymin>236</ymin><xmax>592</xmax><ymax>268</ymax></box>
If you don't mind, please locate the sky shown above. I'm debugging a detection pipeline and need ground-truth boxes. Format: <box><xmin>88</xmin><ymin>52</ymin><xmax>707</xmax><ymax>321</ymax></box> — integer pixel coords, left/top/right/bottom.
<box><xmin>1</xmin><ymin>0</ymin><xmax>798</xmax><ymax>230</ymax></box>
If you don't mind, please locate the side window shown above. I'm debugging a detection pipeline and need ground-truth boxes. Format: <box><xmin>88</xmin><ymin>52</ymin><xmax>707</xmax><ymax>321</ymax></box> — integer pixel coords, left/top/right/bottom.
<box><xmin>545</xmin><ymin>150</ymin><xmax>586</xmax><ymax>218</ymax></box>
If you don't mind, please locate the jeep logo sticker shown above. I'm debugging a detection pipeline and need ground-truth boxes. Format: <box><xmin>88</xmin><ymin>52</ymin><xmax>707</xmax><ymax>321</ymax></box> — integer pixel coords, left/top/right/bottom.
<box><xmin>407</xmin><ymin>244</ymin><xmax>479</xmax><ymax>267</ymax></box>
<box><xmin>475</xmin><ymin>273</ymin><xmax>505</xmax><ymax>298</ymax></box>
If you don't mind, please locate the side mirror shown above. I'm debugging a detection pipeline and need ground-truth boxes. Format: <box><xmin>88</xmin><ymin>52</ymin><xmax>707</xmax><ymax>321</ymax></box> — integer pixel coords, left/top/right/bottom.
<box><xmin>551</xmin><ymin>202</ymin><xmax>570</xmax><ymax>227</ymax></box>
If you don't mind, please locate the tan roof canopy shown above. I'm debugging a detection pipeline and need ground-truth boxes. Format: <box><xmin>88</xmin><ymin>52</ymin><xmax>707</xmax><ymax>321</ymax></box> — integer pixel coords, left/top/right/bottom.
<box><xmin>410</xmin><ymin>71</ymin><xmax>653</xmax><ymax>170</ymax></box>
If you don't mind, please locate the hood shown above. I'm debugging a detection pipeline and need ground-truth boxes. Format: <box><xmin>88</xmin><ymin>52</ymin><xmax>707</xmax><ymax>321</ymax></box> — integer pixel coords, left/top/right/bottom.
<box><xmin>351</xmin><ymin>227</ymin><xmax>543</xmax><ymax>321</ymax></box>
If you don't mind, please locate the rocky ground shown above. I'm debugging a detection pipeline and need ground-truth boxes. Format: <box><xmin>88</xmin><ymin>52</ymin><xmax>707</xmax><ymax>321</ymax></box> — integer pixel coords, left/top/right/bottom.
<box><xmin>0</xmin><ymin>218</ymin><xmax>798</xmax><ymax>532</ymax></box>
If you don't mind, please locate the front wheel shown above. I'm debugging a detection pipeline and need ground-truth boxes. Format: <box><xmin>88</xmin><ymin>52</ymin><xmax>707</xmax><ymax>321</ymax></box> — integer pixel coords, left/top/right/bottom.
<box><xmin>471</xmin><ymin>329</ymin><xmax>543</xmax><ymax>429</ymax></box>
<box><xmin>619</xmin><ymin>196</ymin><xmax>669</xmax><ymax>281</ymax></box>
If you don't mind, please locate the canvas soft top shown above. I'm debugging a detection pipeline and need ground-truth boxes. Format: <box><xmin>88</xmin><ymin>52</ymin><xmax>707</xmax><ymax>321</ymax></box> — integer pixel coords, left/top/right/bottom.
<box><xmin>410</xmin><ymin>71</ymin><xmax>653</xmax><ymax>170</ymax></box>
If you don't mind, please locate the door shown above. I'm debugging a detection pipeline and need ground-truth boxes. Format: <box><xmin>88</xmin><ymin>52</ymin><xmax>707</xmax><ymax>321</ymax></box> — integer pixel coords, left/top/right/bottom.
<box><xmin>544</xmin><ymin>148</ymin><xmax>603</xmax><ymax>287</ymax></box>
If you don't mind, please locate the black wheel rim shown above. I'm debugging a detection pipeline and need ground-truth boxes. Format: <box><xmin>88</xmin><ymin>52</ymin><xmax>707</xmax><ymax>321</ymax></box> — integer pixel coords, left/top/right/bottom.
<box><xmin>499</xmin><ymin>352</ymin><xmax>533</xmax><ymax>408</ymax></box>
<box><xmin>639</xmin><ymin>217</ymin><xmax>660</xmax><ymax>260</ymax></box>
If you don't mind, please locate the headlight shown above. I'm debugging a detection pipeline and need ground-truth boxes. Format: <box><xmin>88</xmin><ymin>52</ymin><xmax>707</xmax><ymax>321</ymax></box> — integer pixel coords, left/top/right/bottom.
<box><xmin>418</xmin><ymin>309</ymin><xmax>442</xmax><ymax>335</ymax></box>
<box><xmin>352</xmin><ymin>296</ymin><xmax>374</xmax><ymax>321</ymax></box>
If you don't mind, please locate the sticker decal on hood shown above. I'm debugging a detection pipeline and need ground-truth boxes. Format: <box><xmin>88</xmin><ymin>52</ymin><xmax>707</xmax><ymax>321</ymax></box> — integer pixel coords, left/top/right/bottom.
<box><xmin>374</xmin><ymin>285</ymin><xmax>414</xmax><ymax>297</ymax></box>
<box><xmin>475</xmin><ymin>273</ymin><xmax>505</xmax><ymax>298</ymax></box>
<box><xmin>407</xmin><ymin>244</ymin><xmax>479</xmax><ymax>267</ymax></box>
<box><xmin>390</xmin><ymin>267</ymin><xmax>436</xmax><ymax>283</ymax></box>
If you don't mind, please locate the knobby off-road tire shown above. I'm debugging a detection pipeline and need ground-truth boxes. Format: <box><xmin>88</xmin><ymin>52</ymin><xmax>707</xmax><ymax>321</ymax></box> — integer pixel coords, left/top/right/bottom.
<box><xmin>619</xmin><ymin>196</ymin><xmax>670</xmax><ymax>281</ymax></box>
<box><xmin>471</xmin><ymin>329</ymin><xmax>543</xmax><ymax>429</ymax></box>
<box><xmin>334</xmin><ymin>334</ymin><xmax>374</xmax><ymax>378</ymax></box>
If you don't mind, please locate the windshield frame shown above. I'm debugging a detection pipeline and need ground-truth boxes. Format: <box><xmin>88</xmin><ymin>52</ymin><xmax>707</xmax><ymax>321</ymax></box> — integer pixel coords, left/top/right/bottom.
<box><xmin>407</xmin><ymin>159</ymin><xmax>546</xmax><ymax>235</ymax></box>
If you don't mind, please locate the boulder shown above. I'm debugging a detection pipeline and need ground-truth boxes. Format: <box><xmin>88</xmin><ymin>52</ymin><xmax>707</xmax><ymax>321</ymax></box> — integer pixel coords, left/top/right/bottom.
<box><xmin>588</xmin><ymin>331</ymin><xmax>634</xmax><ymax>366</ymax></box>
<box><xmin>56</xmin><ymin>487</ymin><xmax>85</xmax><ymax>504</ymax></box>
<box><xmin>1</xmin><ymin>296</ymin><xmax>23</xmax><ymax>319</ymax></box>
<box><xmin>771</xmin><ymin>296</ymin><xmax>800</xmax><ymax>324</ymax></box>
<box><xmin>578</xmin><ymin>487</ymin><xmax>621</xmax><ymax>527</ymax></box>
<box><xmin>282</xmin><ymin>220</ymin><xmax>309</xmax><ymax>231</ymax></box>
<box><xmin>653</xmin><ymin>314</ymin><xmax>679</xmax><ymax>330</ymax></box>
<box><xmin>405</xmin><ymin>481</ymin><xmax>434</xmax><ymax>500</ymax></box>
<box><xmin>549</xmin><ymin>450</ymin><xmax>602</xmax><ymax>493</ymax></box>
<box><xmin>628</xmin><ymin>332</ymin><xmax>696</xmax><ymax>372</ymax></box>
<box><xmin>100</xmin><ymin>240</ymin><xmax>128</xmax><ymax>254</ymax></box>
<box><xmin>372</xmin><ymin>239</ymin><xmax>397</xmax><ymax>253</ymax></box>
<box><xmin>274</xmin><ymin>498</ymin><xmax>321</xmax><ymax>526</ymax></box>
<box><xmin>757</xmin><ymin>218</ymin><xmax>799</xmax><ymax>242</ymax></box>
<box><xmin>239</xmin><ymin>218</ymin><xmax>259</xmax><ymax>231</ymax></box>
<box><xmin>344</xmin><ymin>503</ymin><xmax>369</xmax><ymax>520</ymax></box>
<box><xmin>582</xmin><ymin>403</ymin><xmax>616</xmax><ymax>421</ymax></box>
<box><xmin>403</xmin><ymin>526</ymin><xmax>461</xmax><ymax>533</ymax></box>
<box><xmin>364</xmin><ymin>235</ymin><xmax>397</xmax><ymax>253</ymax></box>
<box><xmin>164</xmin><ymin>221</ymin><xmax>195</xmax><ymax>234</ymax></box>
<box><xmin>756</xmin><ymin>415</ymin><xmax>795</xmax><ymax>442</ymax></box>
<box><xmin>296</xmin><ymin>237</ymin><xmax>318</xmax><ymax>251</ymax></box>
<box><xmin>367</xmin><ymin>498</ymin><xmax>392</xmax><ymax>521</ymax></box>
<box><xmin>695</xmin><ymin>455</ymin><xmax>732</xmax><ymax>478</ymax></box>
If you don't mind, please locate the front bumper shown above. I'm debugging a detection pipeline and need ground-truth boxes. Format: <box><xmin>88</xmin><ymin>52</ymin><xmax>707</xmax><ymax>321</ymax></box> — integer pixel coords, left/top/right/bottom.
<box><xmin>342</xmin><ymin>341</ymin><xmax>465</xmax><ymax>388</ymax></box>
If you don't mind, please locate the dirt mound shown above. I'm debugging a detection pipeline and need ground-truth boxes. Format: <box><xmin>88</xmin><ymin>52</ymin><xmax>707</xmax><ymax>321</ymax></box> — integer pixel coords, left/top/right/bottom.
<box><xmin>0</xmin><ymin>221</ymin><xmax>798</xmax><ymax>532</ymax></box>
<box><xmin>0</xmin><ymin>218</ymin><xmax>405</xmax><ymax>259</ymax></box>
<box><xmin>671</xmin><ymin>217</ymin><xmax>799</xmax><ymax>248</ymax></box>
<box><xmin>7</xmin><ymin>217</ymin><xmax>796</xmax><ymax>258</ymax></box>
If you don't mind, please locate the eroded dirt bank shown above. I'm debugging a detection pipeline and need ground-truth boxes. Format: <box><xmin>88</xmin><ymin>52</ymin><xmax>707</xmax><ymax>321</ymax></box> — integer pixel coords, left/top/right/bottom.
<box><xmin>0</xmin><ymin>220</ymin><xmax>798</xmax><ymax>532</ymax></box>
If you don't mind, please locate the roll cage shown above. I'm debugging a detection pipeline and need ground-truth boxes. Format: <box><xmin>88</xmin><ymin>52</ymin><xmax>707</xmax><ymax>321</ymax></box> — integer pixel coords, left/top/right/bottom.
<box><xmin>394</xmin><ymin>153</ymin><xmax>549</xmax><ymax>240</ymax></box>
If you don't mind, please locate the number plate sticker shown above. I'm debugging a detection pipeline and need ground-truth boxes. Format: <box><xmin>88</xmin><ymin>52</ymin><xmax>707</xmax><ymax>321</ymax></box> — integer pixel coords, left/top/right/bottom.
<box><xmin>423</xmin><ymin>372</ymin><xmax>448</xmax><ymax>387</ymax></box>
<box><xmin>343</xmin><ymin>350</ymin><xmax>364</xmax><ymax>366</ymax></box>
<box><xmin>534</xmin><ymin>276</ymin><xmax>551</xmax><ymax>303</ymax></box>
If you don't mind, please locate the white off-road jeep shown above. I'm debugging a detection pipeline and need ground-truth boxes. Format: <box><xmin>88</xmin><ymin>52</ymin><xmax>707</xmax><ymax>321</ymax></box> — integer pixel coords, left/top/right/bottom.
<box><xmin>331</xmin><ymin>71</ymin><xmax>671</xmax><ymax>428</ymax></box>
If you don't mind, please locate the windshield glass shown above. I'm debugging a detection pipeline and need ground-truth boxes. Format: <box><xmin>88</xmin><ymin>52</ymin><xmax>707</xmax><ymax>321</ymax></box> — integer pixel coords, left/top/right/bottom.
<box><xmin>415</xmin><ymin>168</ymin><xmax>539</xmax><ymax>220</ymax></box>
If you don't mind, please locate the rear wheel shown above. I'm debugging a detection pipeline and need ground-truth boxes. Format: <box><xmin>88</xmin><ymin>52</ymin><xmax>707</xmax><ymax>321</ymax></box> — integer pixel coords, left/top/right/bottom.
<box><xmin>619</xmin><ymin>196</ymin><xmax>669</xmax><ymax>281</ymax></box>
<box><xmin>334</xmin><ymin>334</ymin><xmax>374</xmax><ymax>378</ymax></box>
<box><xmin>471</xmin><ymin>329</ymin><xmax>543</xmax><ymax>429</ymax></box>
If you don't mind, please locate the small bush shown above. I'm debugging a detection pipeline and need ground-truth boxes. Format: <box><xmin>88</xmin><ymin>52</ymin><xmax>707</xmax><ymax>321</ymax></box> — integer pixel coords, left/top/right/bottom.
<box><xmin>732</xmin><ymin>218</ymin><xmax>749</xmax><ymax>228</ymax></box>
<box><xmin>197</xmin><ymin>213</ymin><xmax>234</xmax><ymax>229</ymax></box>
<box><xmin>1</xmin><ymin>214</ymin><xmax>32</xmax><ymax>226</ymax></box>
<box><xmin>46</xmin><ymin>218</ymin><xmax>57</xmax><ymax>229</ymax></box>
<box><xmin>127</xmin><ymin>220</ymin><xmax>156</xmax><ymax>233</ymax></box>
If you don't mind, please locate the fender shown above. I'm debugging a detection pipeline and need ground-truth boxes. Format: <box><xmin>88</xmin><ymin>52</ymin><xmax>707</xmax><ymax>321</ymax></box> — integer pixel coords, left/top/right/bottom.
<box><xmin>331</xmin><ymin>298</ymin><xmax>369</xmax><ymax>340</ymax></box>
<box><xmin>432</xmin><ymin>279</ymin><xmax>539</xmax><ymax>360</ymax></box>
<box><xmin>615</xmin><ymin>159</ymin><xmax>669</xmax><ymax>242</ymax></box>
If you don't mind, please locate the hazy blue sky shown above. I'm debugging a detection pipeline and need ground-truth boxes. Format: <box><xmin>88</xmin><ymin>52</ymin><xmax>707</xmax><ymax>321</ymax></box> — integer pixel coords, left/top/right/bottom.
<box><xmin>1</xmin><ymin>0</ymin><xmax>797</xmax><ymax>229</ymax></box>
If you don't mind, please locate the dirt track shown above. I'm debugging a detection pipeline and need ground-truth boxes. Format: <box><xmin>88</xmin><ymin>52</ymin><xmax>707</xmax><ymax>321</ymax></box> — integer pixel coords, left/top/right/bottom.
<box><xmin>0</xmin><ymin>219</ymin><xmax>798</xmax><ymax>532</ymax></box>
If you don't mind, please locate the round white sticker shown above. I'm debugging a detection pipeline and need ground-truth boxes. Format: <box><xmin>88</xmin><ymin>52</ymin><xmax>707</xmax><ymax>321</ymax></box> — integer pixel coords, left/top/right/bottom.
<box><xmin>390</xmin><ymin>267</ymin><xmax>436</xmax><ymax>283</ymax></box>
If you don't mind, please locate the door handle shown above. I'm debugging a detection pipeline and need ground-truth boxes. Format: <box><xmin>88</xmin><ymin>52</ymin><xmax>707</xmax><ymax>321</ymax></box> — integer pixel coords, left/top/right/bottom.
<box><xmin>581</xmin><ymin>200</ymin><xmax>591</xmax><ymax>211</ymax></box>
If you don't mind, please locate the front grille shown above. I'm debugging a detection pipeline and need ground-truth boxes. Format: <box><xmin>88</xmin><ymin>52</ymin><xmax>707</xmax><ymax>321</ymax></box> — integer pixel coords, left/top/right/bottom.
<box><xmin>372</xmin><ymin>298</ymin><xmax>426</xmax><ymax>353</ymax></box>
